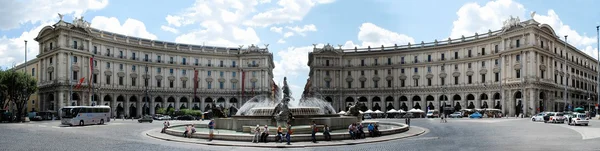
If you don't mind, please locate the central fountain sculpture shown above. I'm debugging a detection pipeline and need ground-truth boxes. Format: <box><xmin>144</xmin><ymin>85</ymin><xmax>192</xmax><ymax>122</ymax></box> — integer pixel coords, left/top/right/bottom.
<box><xmin>215</xmin><ymin>77</ymin><xmax>360</xmax><ymax>133</ymax></box>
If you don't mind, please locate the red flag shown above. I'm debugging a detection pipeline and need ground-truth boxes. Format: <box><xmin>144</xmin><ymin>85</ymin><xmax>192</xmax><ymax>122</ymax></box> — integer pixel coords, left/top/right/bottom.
<box><xmin>75</xmin><ymin>77</ymin><xmax>85</xmax><ymax>89</ymax></box>
<box><xmin>194</xmin><ymin>70</ymin><xmax>198</xmax><ymax>99</ymax></box>
<box><xmin>89</xmin><ymin>57</ymin><xmax>94</xmax><ymax>90</ymax></box>
<box><xmin>241</xmin><ymin>70</ymin><xmax>245</xmax><ymax>99</ymax></box>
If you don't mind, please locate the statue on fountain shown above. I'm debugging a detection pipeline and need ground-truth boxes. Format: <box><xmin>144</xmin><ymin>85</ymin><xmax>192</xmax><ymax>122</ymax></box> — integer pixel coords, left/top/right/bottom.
<box><xmin>346</xmin><ymin>102</ymin><xmax>366</xmax><ymax>117</ymax></box>
<box><xmin>272</xmin><ymin>77</ymin><xmax>294</xmax><ymax>127</ymax></box>
<box><xmin>211</xmin><ymin>104</ymin><xmax>227</xmax><ymax>118</ymax></box>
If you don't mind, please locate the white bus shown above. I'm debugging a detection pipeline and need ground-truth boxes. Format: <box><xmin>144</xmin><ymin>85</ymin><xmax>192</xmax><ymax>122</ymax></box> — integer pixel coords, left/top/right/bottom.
<box><xmin>61</xmin><ymin>106</ymin><xmax>111</xmax><ymax>126</ymax></box>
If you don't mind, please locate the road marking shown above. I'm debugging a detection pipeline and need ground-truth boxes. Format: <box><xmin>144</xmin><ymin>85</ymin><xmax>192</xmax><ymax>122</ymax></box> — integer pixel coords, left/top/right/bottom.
<box><xmin>551</xmin><ymin>123</ymin><xmax>600</xmax><ymax>140</ymax></box>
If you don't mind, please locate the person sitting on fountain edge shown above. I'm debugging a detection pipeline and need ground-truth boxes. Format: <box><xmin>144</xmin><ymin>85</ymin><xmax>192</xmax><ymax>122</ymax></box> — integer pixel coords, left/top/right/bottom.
<box><xmin>260</xmin><ymin>125</ymin><xmax>269</xmax><ymax>143</ymax></box>
<box><xmin>311</xmin><ymin>120</ymin><xmax>318</xmax><ymax>143</ymax></box>
<box><xmin>323</xmin><ymin>124</ymin><xmax>331</xmax><ymax>141</ymax></box>
<box><xmin>348</xmin><ymin>123</ymin><xmax>356</xmax><ymax>140</ymax></box>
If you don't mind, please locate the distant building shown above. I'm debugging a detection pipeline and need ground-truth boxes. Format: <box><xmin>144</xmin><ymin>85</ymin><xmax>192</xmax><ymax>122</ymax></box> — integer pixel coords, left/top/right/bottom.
<box><xmin>308</xmin><ymin>17</ymin><xmax>598</xmax><ymax>117</ymax></box>
<box><xmin>32</xmin><ymin>18</ymin><xmax>274</xmax><ymax>118</ymax></box>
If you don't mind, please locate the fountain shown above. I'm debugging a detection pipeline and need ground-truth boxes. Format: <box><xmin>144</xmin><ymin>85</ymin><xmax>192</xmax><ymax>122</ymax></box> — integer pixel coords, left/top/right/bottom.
<box><xmin>161</xmin><ymin>77</ymin><xmax>411</xmax><ymax>142</ymax></box>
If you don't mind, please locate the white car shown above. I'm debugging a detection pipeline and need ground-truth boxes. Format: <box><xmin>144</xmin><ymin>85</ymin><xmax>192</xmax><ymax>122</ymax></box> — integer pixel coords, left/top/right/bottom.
<box><xmin>567</xmin><ymin>113</ymin><xmax>589</xmax><ymax>126</ymax></box>
<box><xmin>531</xmin><ymin>113</ymin><xmax>545</xmax><ymax>122</ymax></box>
<box><xmin>426</xmin><ymin>110</ymin><xmax>439</xmax><ymax>118</ymax></box>
<box><xmin>449</xmin><ymin>112</ymin><xmax>463</xmax><ymax>118</ymax></box>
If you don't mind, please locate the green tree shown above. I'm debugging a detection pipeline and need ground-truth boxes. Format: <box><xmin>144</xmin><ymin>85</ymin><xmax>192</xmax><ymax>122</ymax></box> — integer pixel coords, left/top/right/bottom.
<box><xmin>156</xmin><ymin>108</ymin><xmax>165</xmax><ymax>114</ymax></box>
<box><xmin>1</xmin><ymin>70</ymin><xmax>37</xmax><ymax>122</ymax></box>
<box><xmin>167</xmin><ymin>108</ymin><xmax>175</xmax><ymax>116</ymax></box>
<box><xmin>0</xmin><ymin>70</ymin><xmax>7</xmax><ymax>110</ymax></box>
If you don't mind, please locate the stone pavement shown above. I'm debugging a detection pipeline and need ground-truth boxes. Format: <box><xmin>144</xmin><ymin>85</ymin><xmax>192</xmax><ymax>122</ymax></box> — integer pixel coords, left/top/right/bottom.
<box><xmin>145</xmin><ymin>126</ymin><xmax>427</xmax><ymax>148</ymax></box>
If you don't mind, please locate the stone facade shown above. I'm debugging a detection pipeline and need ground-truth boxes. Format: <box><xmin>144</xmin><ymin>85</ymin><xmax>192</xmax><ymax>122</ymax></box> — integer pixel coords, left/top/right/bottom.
<box><xmin>33</xmin><ymin>18</ymin><xmax>275</xmax><ymax>118</ymax></box>
<box><xmin>308</xmin><ymin>18</ymin><xmax>599</xmax><ymax>117</ymax></box>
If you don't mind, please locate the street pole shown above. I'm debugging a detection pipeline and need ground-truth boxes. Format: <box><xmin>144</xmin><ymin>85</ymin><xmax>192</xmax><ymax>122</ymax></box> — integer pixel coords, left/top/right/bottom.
<box><xmin>521</xmin><ymin>50</ymin><xmax>525</xmax><ymax>117</ymax></box>
<box><xmin>596</xmin><ymin>26</ymin><xmax>600</xmax><ymax>117</ymax></box>
<box><xmin>144</xmin><ymin>64</ymin><xmax>148</xmax><ymax>116</ymax></box>
<box><xmin>564</xmin><ymin>35</ymin><xmax>568</xmax><ymax>112</ymax></box>
<box><xmin>91</xmin><ymin>55</ymin><xmax>95</xmax><ymax>106</ymax></box>
<box><xmin>499</xmin><ymin>53</ymin><xmax>504</xmax><ymax>116</ymax></box>
<box><xmin>24</xmin><ymin>40</ymin><xmax>28</xmax><ymax>113</ymax></box>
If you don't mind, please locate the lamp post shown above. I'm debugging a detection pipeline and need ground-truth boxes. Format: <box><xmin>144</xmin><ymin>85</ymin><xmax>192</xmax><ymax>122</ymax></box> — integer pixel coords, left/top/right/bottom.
<box><xmin>144</xmin><ymin>64</ymin><xmax>149</xmax><ymax>116</ymax></box>
<box><xmin>596</xmin><ymin>26</ymin><xmax>600</xmax><ymax>117</ymax></box>
<box><xmin>564</xmin><ymin>35</ymin><xmax>568</xmax><ymax>112</ymax></box>
<box><xmin>24</xmin><ymin>40</ymin><xmax>28</xmax><ymax>113</ymax></box>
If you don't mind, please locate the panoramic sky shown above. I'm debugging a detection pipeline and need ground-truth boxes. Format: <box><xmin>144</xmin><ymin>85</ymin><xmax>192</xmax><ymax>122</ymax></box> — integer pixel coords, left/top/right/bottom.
<box><xmin>1</xmin><ymin>0</ymin><xmax>599</xmax><ymax>101</ymax></box>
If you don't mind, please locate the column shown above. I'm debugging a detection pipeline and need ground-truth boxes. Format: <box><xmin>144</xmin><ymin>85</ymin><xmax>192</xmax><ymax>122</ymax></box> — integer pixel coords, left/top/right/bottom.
<box><xmin>434</xmin><ymin>94</ymin><xmax>439</xmax><ymax>111</ymax></box>
<box><xmin>367</xmin><ymin>96</ymin><xmax>373</xmax><ymax>110</ymax></box>
<box><xmin>508</xmin><ymin>90</ymin><xmax>515</xmax><ymax>117</ymax></box>
<box><xmin>137</xmin><ymin>95</ymin><xmax>143</xmax><ymax>117</ymax></box>
<box><xmin>475</xmin><ymin>93</ymin><xmax>481</xmax><ymax>109</ymax></box>
<box><xmin>58</xmin><ymin>91</ymin><xmax>65</xmax><ymax>119</ymax></box>
<box><xmin>124</xmin><ymin>95</ymin><xmax>130</xmax><ymax>117</ymax></box>
<box><xmin>175</xmin><ymin>96</ymin><xmax>180</xmax><ymax>110</ymax></box>
<box><xmin>421</xmin><ymin>95</ymin><xmax>426</xmax><ymax>111</ymax></box>
<box><xmin>200</xmin><ymin>96</ymin><xmax>205</xmax><ymax>112</ymax></box>
<box><xmin>111</xmin><ymin>94</ymin><xmax>117</xmax><ymax>117</ymax></box>
<box><xmin>381</xmin><ymin>96</ymin><xmax>386</xmax><ymax>112</ymax></box>
<box><xmin>150</xmin><ymin>96</ymin><xmax>155</xmax><ymax>115</ymax></box>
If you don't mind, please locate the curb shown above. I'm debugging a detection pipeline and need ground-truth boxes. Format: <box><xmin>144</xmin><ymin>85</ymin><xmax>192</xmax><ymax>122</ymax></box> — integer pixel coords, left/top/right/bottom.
<box><xmin>145</xmin><ymin>126</ymin><xmax>427</xmax><ymax>148</ymax></box>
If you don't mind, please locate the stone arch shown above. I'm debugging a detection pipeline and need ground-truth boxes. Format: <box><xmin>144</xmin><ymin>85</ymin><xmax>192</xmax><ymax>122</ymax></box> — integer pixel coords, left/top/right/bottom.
<box><xmin>193</xmin><ymin>97</ymin><xmax>201</xmax><ymax>110</ymax></box>
<box><xmin>47</xmin><ymin>94</ymin><xmax>55</xmax><ymax>111</ymax></box>
<box><xmin>539</xmin><ymin>91</ymin><xmax>546</xmax><ymax>112</ymax></box>
<box><xmin>103</xmin><ymin>95</ymin><xmax>112</xmax><ymax>108</ymax></box>
<box><xmin>71</xmin><ymin>93</ymin><xmax>80</xmax><ymax>106</ymax></box>
<box><xmin>345</xmin><ymin>97</ymin><xmax>354</xmax><ymax>111</ymax></box>
<box><xmin>480</xmin><ymin>93</ymin><xmax>489</xmax><ymax>109</ymax></box>
<box><xmin>129</xmin><ymin>96</ymin><xmax>138</xmax><ymax>117</ymax></box>
<box><xmin>358</xmin><ymin>96</ymin><xmax>368</xmax><ymax>111</ymax></box>
<box><xmin>466</xmin><ymin>94</ymin><xmax>475</xmax><ymax>109</ymax></box>
<box><xmin>514</xmin><ymin>91</ymin><xmax>523</xmax><ymax>116</ymax></box>
<box><xmin>154</xmin><ymin>96</ymin><xmax>164</xmax><ymax>113</ymax></box>
<box><xmin>180</xmin><ymin>97</ymin><xmax>188</xmax><ymax>110</ymax></box>
<box><xmin>385</xmin><ymin>96</ymin><xmax>394</xmax><ymax>110</ymax></box>
<box><xmin>493</xmin><ymin>93</ymin><xmax>502</xmax><ymax>109</ymax></box>
<box><xmin>399</xmin><ymin>96</ymin><xmax>408</xmax><ymax>111</ymax></box>
<box><xmin>453</xmin><ymin>94</ymin><xmax>462</xmax><ymax>111</ymax></box>
<box><xmin>425</xmin><ymin>95</ymin><xmax>434</xmax><ymax>111</ymax></box>
<box><xmin>216</xmin><ymin>97</ymin><xmax>226</xmax><ymax>107</ymax></box>
<box><xmin>372</xmin><ymin>96</ymin><xmax>381</xmax><ymax>111</ymax></box>
<box><xmin>204</xmin><ymin>97</ymin><xmax>213</xmax><ymax>111</ymax></box>
<box><xmin>412</xmin><ymin>96</ymin><xmax>421</xmax><ymax>109</ymax></box>
<box><xmin>167</xmin><ymin>97</ymin><xmax>175</xmax><ymax>112</ymax></box>
<box><xmin>229</xmin><ymin>97</ymin><xmax>239</xmax><ymax>108</ymax></box>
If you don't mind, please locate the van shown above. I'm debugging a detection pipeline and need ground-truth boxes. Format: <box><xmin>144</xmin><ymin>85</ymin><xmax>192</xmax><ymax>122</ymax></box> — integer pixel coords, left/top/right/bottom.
<box><xmin>426</xmin><ymin>110</ymin><xmax>439</xmax><ymax>118</ymax></box>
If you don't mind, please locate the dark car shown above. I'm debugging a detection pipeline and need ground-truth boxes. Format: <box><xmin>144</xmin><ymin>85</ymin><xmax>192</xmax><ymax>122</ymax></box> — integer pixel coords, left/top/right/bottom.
<box><xmin>176</xmin><ymin>115</ymin><xmax>194</xmax><ymax>120</ymax></box>
<box><xmin>138</xmin><ymin>115</ymin><xmax>153</xmax><ymax>123</ymax></box>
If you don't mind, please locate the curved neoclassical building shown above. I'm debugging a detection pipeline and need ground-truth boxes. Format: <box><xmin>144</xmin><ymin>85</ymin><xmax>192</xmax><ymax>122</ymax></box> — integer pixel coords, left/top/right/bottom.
<box><xmin>34</xmin><ymin>18</ymin><xmax>274</xmax><ymax>118</ymax></box>
<box><xmin>308</xmin><ymin>17</ymin><xmax>598</xmax><ymax>117</ymax></box>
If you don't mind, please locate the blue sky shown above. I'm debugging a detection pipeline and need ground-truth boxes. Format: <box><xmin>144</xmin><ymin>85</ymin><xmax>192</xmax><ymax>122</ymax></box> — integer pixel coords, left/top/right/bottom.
<box><xmin>1</xmin><ymin>0</ymin><xmax>600</xmax><ymax>101</ymax></box>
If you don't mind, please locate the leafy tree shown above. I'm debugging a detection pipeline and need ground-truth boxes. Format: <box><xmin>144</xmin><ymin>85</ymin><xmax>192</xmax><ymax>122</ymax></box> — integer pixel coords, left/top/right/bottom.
<box><xmin>0</xmin><ymin>70</ymin><xmax>6</xmax><ymax>110</ymax></box>
<box><xmin>1</xmin><ymin>70</ymin><xmax>37</xmax><ymax>122</ymax></box>
<box><xmin>167</xmin><ymin>108</ymin><xmax>175</xmax><ymax>116</ymax></box>
<box><xmin>156</xmin><ymin>108</ymin><xmax>166</xmax><ymax>115</ymax></box>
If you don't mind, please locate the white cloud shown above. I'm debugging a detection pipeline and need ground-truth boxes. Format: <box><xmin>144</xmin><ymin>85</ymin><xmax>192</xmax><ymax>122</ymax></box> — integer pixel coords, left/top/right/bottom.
<box><xmin>160</xmin><ymin>25</ymin><xmax>179</xmax><ymax>34</ymax></box>
<box><xmin>169</xmin><ymin>0</ymin><xmax>262</xmax><ymax>47</ymax></box>
<box><xmin>0</xmin><ymin>0</ymin><xmax>108</xmax><ymax>30</ymax></box>
<box><xmin>270</xmin><ymin>26</ymin><xmax>283</xmax><ymax>33</ymax></box>
<box><xmin>0</xmin><ymin>22</ymin><xmax>51</xmax><ymax>68</ymax></box>
<box><xmin>273</xmin><ymin>44</ymin><xmax>323</xmax><ymax>86</ymax></box>
<box><xmin>343</xmin><ymin>23</ymin><xmax>415</xmax><ymax>49</ymax></box>
<box><xmin>285</xmin><ymin>24</ymin><xmax>317</xmax><ymax>36</ymax></box>
<box><xmin>243</xmin><ymin>0</ymin><xmax>333</xmax><ymax>27</ymax></box>
<box><xmin>450</xmin><ymin>0</ymin><xmax>598</xmax><ymax>59</ymax></box>
<box><xmin>277</xmin><ymin>39</ymin><xmax>286</xmax><ymax>43</ymax></box>
<box><xmin>259</xmin><ymin>0</ymin><xmax>272</xmax><ymax>4</ymax></box>
<box><xmin>533</xmin><ymin>10</ymin><xmax>597</xmax><ymax>53</ymax></box>
<box><xmin>450</xmin><ymin>0</ymin><xmax>525</xmax><ymax>39</ymax></box>
<box><xmin>283</xmin><ymin>32</ymin><xmax>295</xmax><ymax>38</ymax></box>
<box><xmin>90</xmin><ymin>16</ymin><xmax>158</xmax><ymax>40</ymax></box>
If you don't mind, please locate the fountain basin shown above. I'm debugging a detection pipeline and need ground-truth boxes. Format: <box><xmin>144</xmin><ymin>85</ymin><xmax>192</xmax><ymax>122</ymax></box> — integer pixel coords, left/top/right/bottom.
<box><xmin>215</xmin><ymin>115</ymin><xmax>360</xmax><ymax>132</ymax></box>
<box><xmin>247</xmin><ymin>107</ymin><xmax>323</xmax><ymax>116</ymax></box>
<box><xmin>164</xmin><ymin>120</ymin><xmax>409</xmax><ymax>142</ymax></box>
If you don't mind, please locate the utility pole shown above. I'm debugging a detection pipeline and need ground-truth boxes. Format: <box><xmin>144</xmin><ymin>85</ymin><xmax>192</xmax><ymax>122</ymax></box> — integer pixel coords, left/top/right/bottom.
<box><xmin>596</xmin><ymin>26</ymin><xmax>600</xmax><ymax>117</ymax></box>
<box><xmin>564</xmin><ymin>35</ymin><xmax>568</xmax><ymax>112</ymax></box>
<box><xmin>24</xmin><ymin>40</ymin><xmax>28</xmax><ymax>113</ymax></box>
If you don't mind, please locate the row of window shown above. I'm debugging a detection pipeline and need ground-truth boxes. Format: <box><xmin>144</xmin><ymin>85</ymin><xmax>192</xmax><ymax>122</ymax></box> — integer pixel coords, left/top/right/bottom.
<box><xmin>327</xmin><ymin>72</ymin><xmax>502</xmax><ymax>89</ymax></box>
<box><xmin>69</xmin><ymin>72</ymin><xmax>257</xmax><ymax>89</ymax></box>
<box><xmin>91</xmin><ymin>46</ymin><xmax>260</xmax><ymax>67</ymax></box>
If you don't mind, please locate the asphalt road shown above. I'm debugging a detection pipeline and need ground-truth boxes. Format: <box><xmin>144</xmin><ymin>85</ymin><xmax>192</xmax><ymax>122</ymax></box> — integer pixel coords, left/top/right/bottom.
<box><xmin>0</xmin><ymin>117</ymin><xmax>599</xmax><ymax>151</ymax></box>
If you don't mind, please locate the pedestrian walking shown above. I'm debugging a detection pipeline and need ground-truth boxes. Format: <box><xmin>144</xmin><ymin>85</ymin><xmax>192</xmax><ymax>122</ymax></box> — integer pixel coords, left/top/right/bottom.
<box><xmin>311</xmin><ymin>120</ymin><xmax>318</xmax><ymax>143</ymax></box>
<box><xmin>286</xmin><ymin>122</ymin><xmax>293</xmax><ymax>145</ymax></box>
<box><xmin>208</xmin><ymin>120</ymin><xmax>215</xmax><ymax>141</ymax></box>
<box><xmin>323</xmin><ymin>124</ymin><xmax>331</xmax><ymax>141</ymax></box>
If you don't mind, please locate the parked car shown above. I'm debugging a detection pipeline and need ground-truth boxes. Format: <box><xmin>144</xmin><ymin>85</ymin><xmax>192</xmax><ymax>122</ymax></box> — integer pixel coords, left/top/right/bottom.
<box><xmin>547</xmin><ymin>112</ymin><xmax>566</xmax><ymax>123</ymax></box>
<box><xmin>469</xmin><ymin>112</ymin><xmax>482</xmax><ymax>118</ymax></box>
<box><xmin>426</xmin><ymin>110</ymin><xmax>440</xmax><ymax>118</ymax></box>
<box><xmin>531</xmin><ymin>113</ymin><xmax>545</xmax><ymax>122</ymax></box>
<box><xmin>363</xmin><ymin>114</ymin><xmax>372</xmax><ymax>119</ymax></box>
<box><xmin>543</xmin><ymin>112</ymin><xmax>555</xmax><ymax>122</ymax></box>
<box><xmin>449</xmin><ymin>112</ymin><xmax>463</xmax><ymax>118</ymax></box>
<box><xmin>138</xmin><ymin>115</ymin><xmax>153</xmax><ymax>123</ymax></box>
<box><xmin>567</xmin><ymin>113</ymin><xmax>589</xmax><ymax>126</ymax></box>
<box><xmin>562</xmin><ymin>112</ymin><xmax>574</xmax><ymax>124</ymax></box>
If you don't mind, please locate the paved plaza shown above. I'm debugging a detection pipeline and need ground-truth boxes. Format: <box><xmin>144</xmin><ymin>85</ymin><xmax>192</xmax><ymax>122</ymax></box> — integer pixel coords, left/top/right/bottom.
<box><xmin>1</xmin><ymin>118</ymin><xmax>599</xmax><ymax>151</ymax></box>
